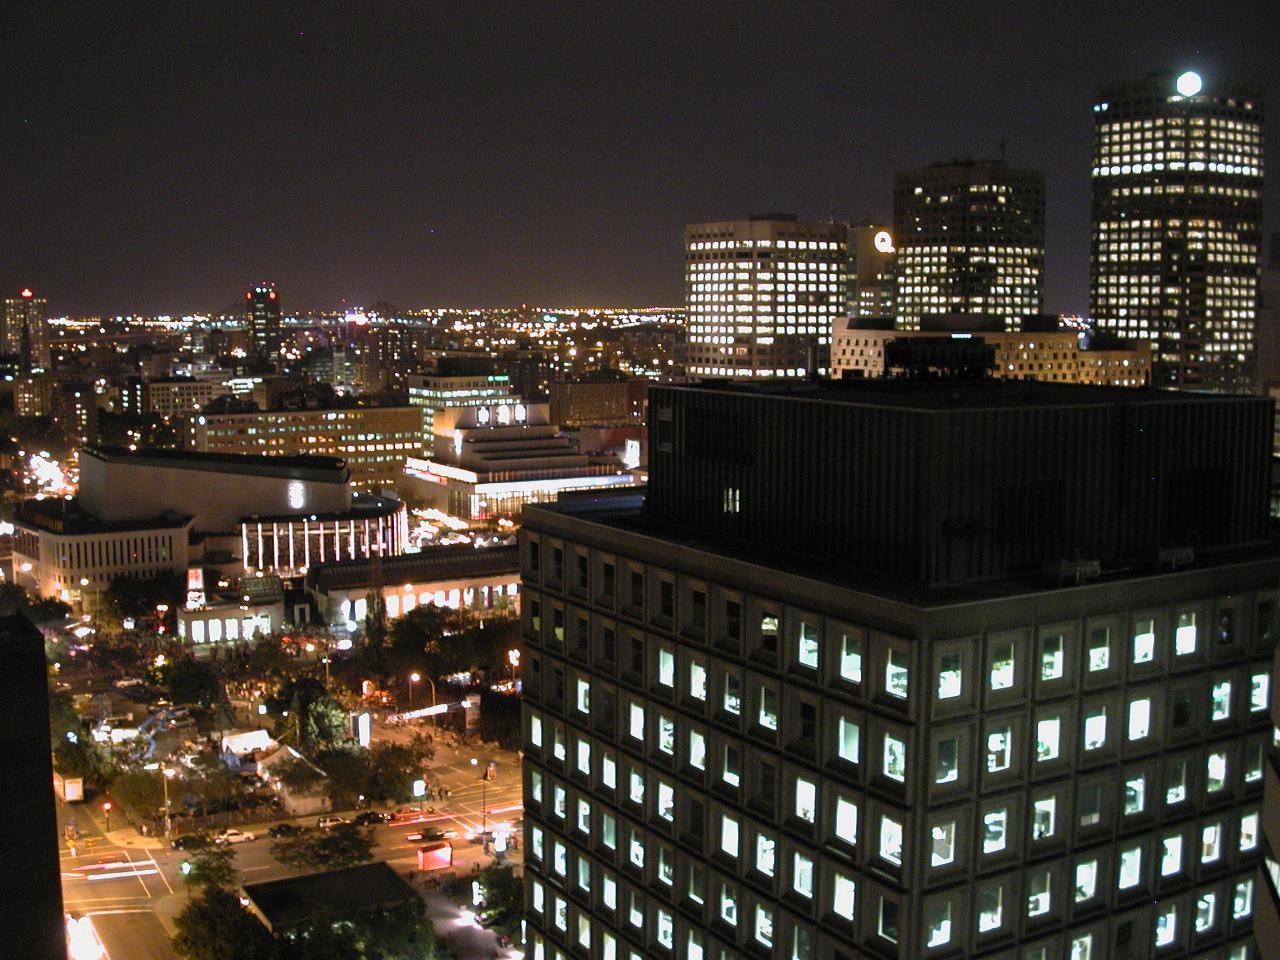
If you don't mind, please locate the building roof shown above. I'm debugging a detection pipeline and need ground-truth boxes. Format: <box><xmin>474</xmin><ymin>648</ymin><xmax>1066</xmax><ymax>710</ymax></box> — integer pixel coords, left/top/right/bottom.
<box><xmin>668</xmin><ymin>377</ymin><xmax>1248</xmax><ymax>411</ymax></box>
<box><xmin>245</xmin><ymin>491</ymin><xmax>403</xmax><ymax>523</ymax></box>
<box><xmin>241</xmin><ymin>862</ymin><xmax>415</xmax><ymax>932</ymax></box>
<box><xmin>16</xmin><ymin>498</ymin><xmax>193</xmax><ymax>536</ymax></box>
<box><xmin>309</xmin><ymin>544</ymin><xmax>518</xmax><ymax>593</ymax></box>
<box><xmin>83</xmin><ymin>445</ymin><xmax>350</xmax><ymax>484</ymax></box>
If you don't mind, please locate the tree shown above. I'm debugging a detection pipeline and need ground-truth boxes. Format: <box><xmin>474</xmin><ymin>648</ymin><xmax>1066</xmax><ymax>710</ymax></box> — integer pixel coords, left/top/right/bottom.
<box><xmin>171</xmin><ymin>886</ymin><xmax>275</xmax><ymax>960</ymax></box>
<box><xmin>366</xmin><ymin>741</ymin><xmax>428</xmax><ymax>804</ymax></box>
<box><xmin>181</xmin><ymin>844</ymin><xmax>238</xmax><ymax>892</ymax></box>
<box><xmin>278</xmin><ymin>901</ymin><xmax>452</xmax><ymax>960</ymax></box>
<box><xmin>477</xmin><ymin>689</ymin><xmax>521</xmax><ymax>750</ymax></box>
<box><xmin>273</xmin><ymin>756</ymin><xmax>326</xmax><ymax>795</ymax></box>
<box><xmin>162</xmin><ymin>659</ymin><xmax>223</xmax><ymax>707</ymax></box>
<box><xmin>103</xmin><ymin>572</ymin><xmax>184</xmax><ymax>623</ymax></box>
<box><xmin>270</xmin><ymin>822</ymin><xmax>373</xmax><ymax>872</ymax></box>
<box><xmin>186</xmin><ymin>752</ymin><xmax>238</xmax><ymax>816</ymax></box>
<box><xmin>111</xmin><ymin>769</ymin><xmax>166</xmax><ymax>818</ymax></box>
<box><xmin>245</xmin><ymin>633</ymin><xmax>291</xmax><ymax>679</ymax></box>
<box><xmin>476</xmin><ymin>862</ymin><xmax>522</xmax><ymax>937</ymax></box>
<box><xmin>0</xmin><ymin>582</ymin><xmax>71</xmax><ymax>622</ymax></box>
<box><xmin>314</xmin><ymin>746</ymin><xmax>371</xmax><ymax>808</ymax></box>
<box><xmin>270</xmin><ymin>678</ymin><xmax>349</xmax><ymax>755</ymax></box>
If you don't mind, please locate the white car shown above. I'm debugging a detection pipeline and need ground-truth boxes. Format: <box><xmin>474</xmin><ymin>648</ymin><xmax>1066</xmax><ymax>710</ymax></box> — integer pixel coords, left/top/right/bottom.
<box><xmin>317</xmin><ymin>816</ymin><xmax>347</xmax><ymax>830</ymax></box>
<box><xmin>213</xmin><ymin>829</ymin><xmax>256</xmax><ymax>845</ymax></box>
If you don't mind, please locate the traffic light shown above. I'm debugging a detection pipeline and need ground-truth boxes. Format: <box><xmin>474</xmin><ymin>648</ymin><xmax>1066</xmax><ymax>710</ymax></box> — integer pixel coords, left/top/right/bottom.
<box><xmin>101</xmin><ymin>801</ymin><xmax>112</xmax><ymax>812</ymax></box>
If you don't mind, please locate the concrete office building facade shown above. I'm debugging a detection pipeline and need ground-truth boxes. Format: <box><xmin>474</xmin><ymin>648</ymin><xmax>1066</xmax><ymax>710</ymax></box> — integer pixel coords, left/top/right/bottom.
<box><xmin>519</xmin><ymin>381</ymin><xmax>1274</xmax><ymax>960</ymax></box>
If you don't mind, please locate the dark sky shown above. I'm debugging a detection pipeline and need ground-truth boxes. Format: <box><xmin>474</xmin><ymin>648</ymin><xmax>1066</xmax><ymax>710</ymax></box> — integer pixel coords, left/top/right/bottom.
<box><xmin>3</xmin><ymin>2</ymin><xmax>1275</xmax><ymax>316</ymax></box>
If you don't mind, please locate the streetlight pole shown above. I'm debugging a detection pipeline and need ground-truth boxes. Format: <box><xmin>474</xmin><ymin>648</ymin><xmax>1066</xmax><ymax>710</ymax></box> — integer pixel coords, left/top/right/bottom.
<box><xmin>408</xmin><ymin>672</ymin><xmax>419</xmax><ymax>709</ymax></box>
<box><xmin>471</xmin><ymin>757</ymin><xmax>488</xmax><ymax>843</ymax></box>
<box><xmin>424</xmin><ymin>675</ymin><xmax>437</xmax><ymax>730</ymax></box>
<box><xmin>162</xmin><ymin>768</ymin><xmax>175</xmax><ymax>837</ymax></box>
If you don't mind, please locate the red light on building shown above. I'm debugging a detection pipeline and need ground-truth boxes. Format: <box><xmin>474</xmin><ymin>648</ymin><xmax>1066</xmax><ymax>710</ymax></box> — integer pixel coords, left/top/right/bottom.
<box><xmin>417</xmin><ymin>842</ymin><xmax>453</xmax><ymax>871</ymax></box>
<box><xmin>246</xmin><ymin>292</ymin><xmax>253</xmax><ymax>300</ymax></box>
<box><xmin>101</xmin><ymin>801</ymin><xmax>112</xmax><ymax>812</ymax></box>
<box><xmin>20</xmin><ymin>288</ymin><xmax>34</xmax><ymax>298</ymax></box>
<box><xmin>268</xmin><ymin>291</ymin><xmax>277</xmax><ymax>300</ymax></box>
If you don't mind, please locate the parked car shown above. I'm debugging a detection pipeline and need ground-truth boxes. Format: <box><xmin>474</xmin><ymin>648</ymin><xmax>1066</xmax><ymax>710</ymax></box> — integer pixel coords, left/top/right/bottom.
<box><xmin>267</xmin><ymin>823</ymin><xmax>302</xmax><ymax>837</ymax></box>
<box><xmin>213</xmin><ymin>829</ymin><xmax>256</xmax><ymax>845</ymax></box>
<box><xmin>353</xmin><ymin>811</ymin><xmax>391</xmax><ymax>826</ymax></box>
<box><xmin>317</xmin><ymin>816</ymin><xmax>347</xmax><ymax>830</ymax></box>
<box><xmin>170</xmin><ymin>834</ymin><xmax>207</xmax><ymax>851</ymax></box>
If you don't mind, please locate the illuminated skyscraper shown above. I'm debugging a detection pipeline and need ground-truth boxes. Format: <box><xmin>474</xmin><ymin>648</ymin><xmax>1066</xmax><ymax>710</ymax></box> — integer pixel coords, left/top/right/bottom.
<box><xmin>847</xmin><ymin>224</ymin><xmax>897</xmax><ymax>321</ymax></box>
<box><xmin>1090</xmin><ymin>70</ymin><xmax>1264</xmax><ymax>392</ymax></box>
<box><xmin>246</xmin><ymin>282</ymin><xmax>283</xmax><ymax>358</ymax></box>
<box><xmin>685</xmin><ymin>216</ymin><xmax>846</xmax><ymax>378</ymax></box>
<box><xmin>894</xmin><ymin>160</ymin><xmax>1045</xmax><ymax>331</ymax></box>
<box><xmin>2</xmin><ymin>288</ymin><xmax>50</xmax><ymax>370</ymax></box>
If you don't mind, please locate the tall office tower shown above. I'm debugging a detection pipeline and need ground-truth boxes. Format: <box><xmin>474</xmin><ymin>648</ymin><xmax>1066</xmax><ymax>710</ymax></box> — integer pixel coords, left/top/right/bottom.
<box><xmin>520</xmin><ymin>380</ymin><xmax>1273</xmax><ymax>960</ymax></box>
<box><xmin>246</xmin><ymin>282</ymin><xmax>283</xmax><ymax>358</ymax></box>
<box><xmin>3</xmin><ymin>287</ymin><xmax>51</xmax><ymax>369</ymax></box>
<box><xmin>686</xmin><ymin>216</ymin><xmax>846</xmax><ymax>378</ymax></box>
<box><xmin>894</xmin><ymin>160</ymin><xmax>1045</xmax><ymax>331</ymax></box>
<box><xmin>0</xmin><ymin>611</ymin><xmax>65</xmax><ymax>960</ymax></box>
<box><xmin>1090</xmin><ymin>70</ymin><xmax>1264</xmax><ymax>393</ymax></box>
<box><xmin>848</xmin><ymin>224</ymin><xmax>897</xmax><ymax>320</ymax></box>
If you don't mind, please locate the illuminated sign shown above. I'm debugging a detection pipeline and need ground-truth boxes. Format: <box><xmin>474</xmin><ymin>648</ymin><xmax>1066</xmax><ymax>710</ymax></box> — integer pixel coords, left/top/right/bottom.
<box><xmin>873</xmin><ymin>230</ymin><xmax>895</xmax><ymax>254</ymax></box>
<box><xmin>351</xmin><ymin>711</ymin><xmax>372</xmax><ymax>747</ymax></box>
<box><xmin>20</xmin><ymin>288</ymin><xmax>34</xmax><ymax>299</ymax></box>
<box><xmin>622</xmin><ymin>438</ymin><xmax>641</xmax><ymax>470</ymax></box>
<box><xmin>185</xmin><ymin>567</ymin><xmax>206</xmax><ymax>609</ymax></box>
<box><xmin>288</xmin><ymin>480</ymin><xmax>306</xmax><ymax>510</ymax></box>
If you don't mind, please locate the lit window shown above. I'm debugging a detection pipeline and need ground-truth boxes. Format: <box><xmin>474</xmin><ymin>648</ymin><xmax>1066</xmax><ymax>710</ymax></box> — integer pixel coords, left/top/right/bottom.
<box><xmin>926</xmin><ymin>901</ymin><xmax>952</xmax><ymax>947</ymax></box>
<box><xmin>755</xmin><ymin>834</ymin><xmax>776</xmax><ymax>876</ymax></box>
<box><xmin>792</xmin><ymin>854</ymin><xmax>814</xmax><ymax>898</ymax></box>
<box><xmin>530</xmin><ymin>714</ymin><xmax>543</xmax><ymax>747</ymax></box>
<box><xmin>795</xmin><ymin>778</ymin><xmax>816</xmax><ymax>822</ymax></box>
<box><xmin>1155</xmin><ymin>904</ymin><xmax>1177</xmax><ymax>946</ymax></box>
<box><xmin>1041</xmin><ymin>634</ymin><xmax>1064</xmax><ymax>680</ymax></box>
<box><xmin>1070</xmin><ymin>934</ymin><xmax>1093</xmax><ymax>960</ymax></box>
<box><xmin>1174</xmin><ymin>611</ymin><xmax>1196</xmax><ymax>655</ymax></box>
<box><xmin>757</xmin><ymin>686</ymin><xmax>778</xmax><ymax>730</ymax></box>
<box><xmin>753</xmin><ymin>905</ymin><xmax>773</xmax><ymax>947</ymax></box>
<box><xmin>989</xmin><ymin>643</ymin><xmax>1015</xmax><ymax>690</ymax></box>
<box><xmin>937</xmin><ymin>653</ymin><xmax>962</xmax><ymax>699</ymax></box>
<box><xmin>553</xmin><ymin>785</ymin><xmax>566</xmax><ymax>819</ymax></box>
<box><xmin>832</xmin><ymin>873</ymin><xmax>856</xmax><ymax>919</ymax></box>
<box><xmin>1118</xmin><ymin>846</ymin><xmax>1142</xmax><ymax>889</ymax></box>
<box><xmin>1032</xmin><ymin>797</ymin><xmax>1056</xmax><ymax>839</ymax></box>
<box><xmin>977</xmin><ymin>886</ymin><xmax>1003</xmax><ymax>932</ymax></box>
<box><xmin>1124</xmin><ymin>775</ymin><xmax>1145</xmax><ymax>815</ymax></box>
<box><xmin>885</xmin><ymin>650</ymin><xmax>909</xmax><ymax>699</ymax></box>
<box><xmin>1195</xmin><ymin>891</ymin><xmax>1216</xmax><ymax>933</ymax></box>
<box><xmin>1035</xmin><ymin>717</ymin><xmax>1060</xmax><ymax>761</ymax></box>
<box><xmin>658</xmin><ymin>714</ymin><xmax>675</xmax><ymax>754</ymax></box>
<box><xmin>1087</xmin><ymin>627</ymin><xmax>1110</xmax><ymax>671</ymax></box>
<box><xmin>835</xmin><ymin>797</ymin><xmax>858</xmax><ymax>844</ymax></box>
<box><xmin>1075</xmin><ymin>860</ymin><xmax>1097</xmax><ymax>902</ymax></box>
<box><xmin>840</xmin><ymin>634</ymin><xmax>862</xmax><ymax>683</ymax></box>
<box><xmin>837</xmin><ymin>716</ymin><xmax>860</xmax><ymax>763</ymax></box>
<box><xmin>689</xmin><ymin>729</ymin><xmax>706</xmax><ymax>770</ymax></box>
<box><xmin>723</xmin><ymin>674</ymin><xmax>741</xmax><ymax>715</ymax></box>
<box><xmin>1165</xmin><ymin>760</ymin><xmax>1186</xmax><ymax>804</ymax></box>
<box><xmin>656</xmin><ymin>782</ymin><xmax>674</xmax><ymax>822</ymax></box>
<box><xmin>931</xmin><ymin>821</ymin><xmax>955</xmax><ymax>867</ymax></box>
<box><xmin>879</xmin><ymin>815</ymin><xmax>903</xmax><ymax>865</ymax></box>
<box><xmin>720</xmin><ymin>816</ymin><xmax>739</xmax><ymax>857</ymax></box>
<box><xmin>719</xmin><ymin>884</ymin><xmax>737</xmax><ymax>925</ymax></box>
<box><xmin>1240</xmin><ymin>812</ymin><xmax>1259</xmax><ymax>851</ymax></box>
<box><xmin>658</xmin><ymin>649</ymin><xmax>675</xmax><ymax>687</ymax></box>
<box><xmin>935</xmin><ymin>737</ymin><xmax>958</xmax><ymax>783</ymax></box>
<box><xmin>655</xmin><ymin>910</ymin><xmax>672</xmax><ymax>949</ymax></box>
<box><xmin>627</xmin><ymin>769</ymin><xmax>644</xmax><ymax>805</ymax></box>
<box><xmin>1127</xmin><ymin>698</ymin><xmax>1151</xmax><ymax>740</ymax></box>
<box><xmin>1234</xmin><ymin>879</ymin><xmax>1254</xmax><ymax>919</ymax></box>
<box><xmin>982</xmin><ymin>808</ymin><xmax>1007</xmax><ymax>854</ymax></box>
<box><xmin>1206</xmin><ymin>752</ymin><xmax>1227</xmax><ymax>792</ymax></box>
<box><xmin>1251</xmin><ymin>673</ymin><xmax>1269</xmax><ymax>712</ymax></box>
<box><xmin>884</xmin><ymin>734</ymin><xmax>907</xmax><ymax>782</ymax></box>
<box><xmin>628</xmin><ymin>703</ymin><xmax>644</xmax><ymax>740</ymax></box>
<box><xmin>576</xmin><ymin>739</ymin><xmax>591</xmax><ymax>775</ymax></box>
<box><xmin>798</xmin><ymin>622</ymin><xmax>819</xmax><ymax>669</ymax></box>
<box><xmin>1133</xmin><ymin>618</ymin><xmax>1155</xmax><ymax>663</ymax></box>
<box><xmin>986</xmin><ymin>727</ymin><xmax>1012</xmax><ymax>772</ymax></box>
<box><xmin>689</xmin><ymin>661</ymin><xmax>707</xmax><ymax>700</ymax></box>
<box><xmin>1210</xmin><ymin>681</ymin><xmax>1231</xmax><ymax>720</ymax></box>
<box><xmin>628</xmin><ymin>831</ymin><xmax>644</xmax><ymax>868</ymax></box>
<box><xmin>1161</xmin><ymin>834</ymin><xmax>1182</xmax><ymax>876</ymax></box>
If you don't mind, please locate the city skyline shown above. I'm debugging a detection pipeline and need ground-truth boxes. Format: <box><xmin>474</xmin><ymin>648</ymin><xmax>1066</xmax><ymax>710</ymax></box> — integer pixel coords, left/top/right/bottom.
<box><xmin>2</xmin><ymin>4</ymin><xmax>1275</xmax><ymax>316</ymax></box>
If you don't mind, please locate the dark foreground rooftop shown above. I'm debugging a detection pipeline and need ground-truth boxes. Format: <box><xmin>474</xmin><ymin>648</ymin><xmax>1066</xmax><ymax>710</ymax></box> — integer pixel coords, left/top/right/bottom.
<box><xmin>241</xmin><ymin>861</ymin><xmax>416</xmax><ymax>932</ymax></box>
<box><xmin>83</xmin><ymin>445</ymin><xmax>350</xmax><ymax>483</ymax></box>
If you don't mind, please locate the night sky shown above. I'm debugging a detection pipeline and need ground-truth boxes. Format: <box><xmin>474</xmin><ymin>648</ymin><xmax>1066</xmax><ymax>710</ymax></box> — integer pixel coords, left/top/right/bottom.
<box><xmin>3</xmin><ymin>3</ymin><xmax>1275</xmax><ymax>316</ymax></box>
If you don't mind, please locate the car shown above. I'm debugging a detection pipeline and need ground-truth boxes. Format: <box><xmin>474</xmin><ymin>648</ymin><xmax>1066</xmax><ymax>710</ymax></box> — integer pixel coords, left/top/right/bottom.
<box><xmin>267</xmin><ymin>823</ymin><xmax>302</xmax><ymax>837</ymax></box>
<box><xmin>213</xmin><ymin>829</ymin><xmax>256</xmax><ymax>845</ymax></box>
<box><xmin>170</xmin><ymin>834</ymin><xmax>207</xmax><ymax>851</ymax></box>
<box><xmin>353</xmin><ymin>811</ymin><xmax>391</xmax><ymax>826</ymax></box>
<box><xmin>407</xmin><ymin>826</ymin><xmax>458</xmax><ymax>842</ymax></box>
<box><xmin>317</xmin><ymin>816</ymin><xmax>347</xmax><ymax>830</ymax></box>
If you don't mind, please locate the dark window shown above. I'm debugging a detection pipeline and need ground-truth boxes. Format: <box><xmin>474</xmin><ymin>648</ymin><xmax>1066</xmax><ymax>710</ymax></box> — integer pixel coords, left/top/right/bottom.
<box><xmin>1172</xmin><ymin>691</ymin><xmax>1192</xmax><ymax>727</ymax></box>
<box><xmin>529</xmin><ymin>543</ymin><xmax>540</xmax><ymax>574</ymax></box>
<box><xmin>602</xmin><ymin>563</ymin><xmax>615</xmax><ymax>599</ymax></box>
<box><xmin>576</xmin><ymin>616</ymin><xmax>589</xmax><ymax>653</ymax></box>
<box><xmin>551</xmin><ymin>547</ymin><xmax>563</xmax><ymax>581</ymax></box>
<box><xmin>630</xmin><ymin>571</ymin><xmax>644</xmax><ymax>608</ymax></box>
<box><xmin>685</xmin><ymin>797</ymin><xmax>705</xmax><ymax>843</ymax></box>
<box><xmin>726</xmin><ymin>601</ymin><xmax>742</xmax><ymax>641</ymax></box>
<box><xmin>691</xmin><ymin>590</ymin><xmax>707</xmax><ymax>628</ymax></box>
<box><xmin>1217</xmin><ymin>609</ymin><xmax>1235</xmax><ymax>645</ymax></box>
<box><xmin>798</xmin><ymin>703</ymin><xmax>817</xmax><ymax>744</ymax></box>
<box><xmin>602</xmin><ymin>627</ymin><xmax>616</xmax><ymax>664</ymax></box>
<box><xmin>529</xmin><ymin>598</ymin><xmax>541</xmax><ymax>633</ymax></box>
<box><xmin>659</xmin><ymin>581</ymin><xmax>674</xmax><ymax>618</ymax></box>
<box><xmin>756</xmin><ymin>760</ymin><xmax>777</xmax><ymax>803</ymax></box>
<box><xmin>630</xmin><ymin>638</ymin><xmax>644</xmax><ymax>673</ymax></box>
<box><xmin>576</xmin><ymin>554</ymin><xmax>589</xmax><ymax>589</ymax></box>
<box><xmin>551</xmin><ymin>667</ymin><xmax>565</xmax><ymax>707</ymax></box>
<box><xmin>552</xmin><ymin>608</ymin><xmax>564</xmax><ymax>643</ymax></box>
<box><xmin>1116</xmin><ymin>921</ymin><xmax>1132</xmax><ymax>946</ymax></box>
<box><xmin>1258</xmin><ymin>600</ymin><xmax>1274</xmax><ymax>643</ymax></box>
<box><xmin>879</xmin><ymin>901</ymin><xmax>899</xmax><ymax>941</ymax></box>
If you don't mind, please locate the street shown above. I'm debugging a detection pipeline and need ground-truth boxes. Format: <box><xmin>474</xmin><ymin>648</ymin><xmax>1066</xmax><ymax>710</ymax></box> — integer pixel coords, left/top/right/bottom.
<box><xmin>58</xmin><ymin>728</ymin><xmax>523</xmax><ymax>960</ymax></box>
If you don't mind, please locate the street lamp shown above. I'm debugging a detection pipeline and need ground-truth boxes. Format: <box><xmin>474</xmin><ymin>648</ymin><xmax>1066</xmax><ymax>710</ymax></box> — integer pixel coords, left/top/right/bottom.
<box><xmin>470</xmin><ymin>757</ymin><xmax>488</xmax><ymax>844</ymax></box>
<box><xmin>408</xmin><ymin>672</ymin><xmax>420</xmax><ymax>708</ymax></box>
<box><xmin>507</xmin><ymin>647</ymin><xmax>520</xmax><ymax>682</ymax></box>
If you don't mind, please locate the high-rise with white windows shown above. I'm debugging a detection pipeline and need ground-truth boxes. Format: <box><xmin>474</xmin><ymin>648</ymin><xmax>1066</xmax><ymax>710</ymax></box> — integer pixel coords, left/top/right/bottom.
<box><xmin>685</xmin><ymin>216</ymin><xmax>846</xmax><ymax>378</ymax></box>
<box><xmin>520</xmin><ymin>379</ymin><xmax>1272</xmax><ymax>960</ymax></box>
<box><xmin>1090</xmin><ymin>69</ymin><xmax>1264</xmax><ymax>393</ymax></box>
<box><xmin>893</xmin><ymin>159</ymin><xmax>1045</xmax><ymax>332</ymax></box>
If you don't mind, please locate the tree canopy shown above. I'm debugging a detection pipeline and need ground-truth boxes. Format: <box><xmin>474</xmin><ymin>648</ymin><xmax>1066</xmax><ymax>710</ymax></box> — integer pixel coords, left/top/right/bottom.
<box><xmin>270</xmin><ymin>822</ymin><xmax>374</xmax><ymax>872</ymax></box>
<box><xmin>171</xmin><ymin>887</ymin><xmax>276</xmax><ymax>960</ymax></box>
<box><xmin>162</xmin><ymin>658</ymin><xmax>224</xmax><ymax>707</ymax></box>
